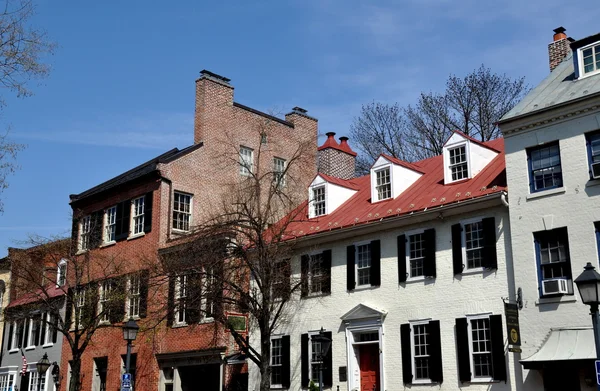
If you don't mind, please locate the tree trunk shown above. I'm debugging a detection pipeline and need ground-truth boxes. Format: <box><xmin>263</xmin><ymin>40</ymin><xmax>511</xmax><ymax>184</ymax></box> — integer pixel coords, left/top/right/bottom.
<box><xmin>69</xmin><ymin>354</ymin><xmax>82</xmax><ymax>391</ymax></box>
<box><xmin>258</xmin><ymin>325</ymin><xmax>271</xmax><ymax>391</ymax></box>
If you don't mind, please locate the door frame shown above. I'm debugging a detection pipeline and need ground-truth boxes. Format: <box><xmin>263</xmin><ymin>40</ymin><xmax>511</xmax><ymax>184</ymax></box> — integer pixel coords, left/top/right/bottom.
<box><xmin>344</xmin><ymin>320</ymin><xmax>384</xmax><ymax>391</ymax></box>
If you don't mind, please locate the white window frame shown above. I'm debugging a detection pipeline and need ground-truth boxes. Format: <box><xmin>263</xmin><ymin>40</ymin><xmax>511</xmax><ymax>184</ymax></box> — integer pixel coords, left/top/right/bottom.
<box><xmin>405</xmin><ymin>229</ymin><xmax>426</xmax><ymax>281</ymax></box>
<box><xmin>0</xmin><ymin>370</ymin><xmax>16</xmax><ymax>391</ymax></box>
<box><xmin>172</xmin><ymin>191</ymin><xmax>192</xmax><ymax>232</ymax></box>
<box><xmin>466</xmin><ymin>313</ymin><xmax>494</xmax><ymax>383</ymax></box>
<box><xmin>409</xmin><ymin>319</ymin><xmax>433</xmax><ymax>384</ymax></box>
<box><xmin>79</xmin><ymin>215</ymin><xmax>92</xmax><ymax>251</ymax></box>
<box><xmin>374</xmin><ymin>166</ymin><xmax>392</xmax><ymax>201</ymax></box>
<box><xmin>273</xmin><ymin>157</ymin><xmax>286</xmax><ymax>189</ymax></box>
<box><xmin>130</xmin><ymin>196</ymin><xmax>145</xmax><ymax>237</ymax></box>
<box><xmin>239</xmin><ymin>146</ymin><xmax>254</xmax><ymax>176</ymax></box>
<box><xmin>9</xmin><ymin>321</ymin><xmax>19</xmax><ymax>351</ymax></box>
<box><xmin>25</xmin><ymin>317</ymin><xmax>38</xmax><ymax>350</ymax></box>
<box><xmin>307</xmin><ymin>252</ymin><xmax>324</xmax><ymax>294</ymax></box>
<box><xmin>354</xmin><ymin>240</ymin><xmax>372</xmax><ymax>287</ymax></box>
<box><xmin>578</xmin><ymin>42</ymin><xmax>600</xmax><ymax>78</ymax></box>
<box><xmin>461</xmin><ymin>217</ymin><xmax>485</xmax><ymax>272</ymax></box>
<box><xmin>449</xmin><ymin>144</ymin><xmax>469</xmax><ymax>182</ymax></box>
<box><xmin>311</xmin><ymin>185</ymin><xmax>326</xmax><ymax>217</ymax></box>
<box><xmin>127</xmin><ymin>274</ymin><xmax>141</xmax><ymax>319</ymax></box>
<box><xmin>28</xmin><ymin>369</ymin><xmax>47</xmax><ymax>391</ymax></box>
<box><xmin>57</xmin><ymin>259</ymin><xmax>67</xmax><ymax>287</ymax></box>
<box><xmin>270</xmin><ymin>336</ymin><xmax>284</xmax><ymax>388</ymax></box>
<box><xmin>201</xmin><ymin>267</ymin><xmax>215</xmax><ymax>320</ymax></box>
<box><xmin>104</xmin><ymin>205</ymin><xmax>117</xmax><ymax>244</ymax></box>
<box><xmin>174</xmin><ymin>274</ymin><xmax>187</xmax><ymax>325</ymax></box>
<box><xmin>42</xmin><ymin>312</ymin><xmax>53</xmax><ymax>347</ymax></box>
<box><xmin>308</xmin><ymin>330</ymin><xmax>324</xmax><ymax>386</ymax></box>
<box><xmin>98</xmin><ymin>281</ymin><xmax>112</xmax><ymax>323</ymax></box>
<box><xmin>75</xmin><ymin>287</ymin><xmax>86</xmax><ymax>329</ymax></box>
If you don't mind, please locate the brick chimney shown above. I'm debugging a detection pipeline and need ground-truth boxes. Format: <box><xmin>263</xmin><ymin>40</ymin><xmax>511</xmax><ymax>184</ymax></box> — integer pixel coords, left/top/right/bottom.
<box><xmin>317</xmin><ymin>132</ymin><xmax>357</xmax><ymax>179</ymax></box>
<box><xmin>194</xmin><ymin>70</ymin><xmax>234</xmax><ymax>145</ymax></box>
<box><xmin>548</xmin><ymin>27</ymin><xmax>572</xmax><ymax>72</ymax></box>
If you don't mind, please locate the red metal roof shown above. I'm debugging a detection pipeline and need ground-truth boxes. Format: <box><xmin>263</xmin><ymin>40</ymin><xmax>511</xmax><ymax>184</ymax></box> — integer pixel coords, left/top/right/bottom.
<box><xmin>7</xmin><ymin>283</ymin><xmax>65</xmax><ymax>308</ymax></box>
<box><xmin>445</xmin><ymin>130</ymin><xmax>501</xmax><ymax>153</ymax></box>
<box><xmin>316</xmin><ymin>173</ymin><xmax>361</xmax><ymax>190</ymax></box>
<box><xmin>285</xmin><ymin>138</ymin><xmax>506</xmax><ymax>239</ymax></box>
<box><xmin>378</xmin><ymin>154</ymin><xmax>425</xmax><ymax>174</ymax></box>
<box><xmin>317</xmin><ymin>132</ymin><xmax>357</xmax><ymax>156</ymax></box>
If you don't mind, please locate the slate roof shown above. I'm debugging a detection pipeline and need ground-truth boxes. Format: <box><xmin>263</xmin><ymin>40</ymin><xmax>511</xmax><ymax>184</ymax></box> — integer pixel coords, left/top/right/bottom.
<box><xmin>500</xmin><ymin>53</ymin><xmax>600</xmax><ymax>122</ymax></box>
<box><xmin>284</xmin><ymin>138</ymin><xmax>506</xmax><ymax>239</ymax></box>
<box><xmin>70</xmin><ymin>143</ymin><xmax>204</xmax><ymax>203</ymax></box>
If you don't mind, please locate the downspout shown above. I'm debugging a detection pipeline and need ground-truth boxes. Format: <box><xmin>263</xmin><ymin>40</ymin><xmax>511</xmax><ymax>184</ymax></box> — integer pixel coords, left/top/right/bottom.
<box><xmin>501</xmin><ymin>191</ymin><xmax>509</xmax><ymax>207</ymax></box>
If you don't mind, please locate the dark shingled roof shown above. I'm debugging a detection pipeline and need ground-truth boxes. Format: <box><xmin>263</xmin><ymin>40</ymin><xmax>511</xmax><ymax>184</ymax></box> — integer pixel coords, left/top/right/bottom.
<box><xmin>70</xmin><ymin>143</ymin><xmax>203</xmax><ymax>203</ymax></box>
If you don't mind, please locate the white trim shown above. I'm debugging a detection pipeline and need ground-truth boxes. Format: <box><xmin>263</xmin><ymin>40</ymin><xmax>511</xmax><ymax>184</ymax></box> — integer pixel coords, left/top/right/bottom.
<box><xmin>56</xmin><ymin>259</ymin><xmax>67</xmax><ymax>287</ymax></box>
<box><xmin>465</xmin><ymin>313</ymin><xmax>494</xmax><ymax>383</ymax></box>
<box><xmin>409</xmin><ymin>319</ymin><xmax>434</xmax><ymax>385</ymax></box>
<box><xmin>309</xmin><ymin>184</ymin><xmax>327</xmax><ymax>218</ymax></box>
<box><xmin>353</xmin><ymin>241</ymin><xmax>372</xmax><ymax>288</ymax></box>
<box><xmin>172</xmin><ymin>191</ymin><xmax>193</xmax><ymax>232</ymax></box>
<box><xmin>344</xmin><ymin>319</ymin><xmax>384</xmax><ymax>391</ymax></box>
<box><xmin>525</xmin><ymin>186</ymin><xmax>566</xmax><ymax>200</ymax></box>
<box><xmin>129</xmin><ymin>195</ymin><xmax>146</xmax><ymax>237</ymax></box>
<box><xmin>404</xmin><ymin>228</ymin><xmax>426</xmax><ymax>281</ymax></box>
<box><xmin>372</xmin><ymin>165</ymin><xmax>393</xmax><ymax>202</ymax></box>
<box><xmin>577</xmin><ymin>41</ymin><xmax>600</xmax><ymax>79</ymax></box>
<box><xmin>269</xmin><ymin>335</ymin><xmax>284</xmax><ymax>389</ymax></box>
<box><xmin>103</xmin><ymin>205</ymin><xmax>117</xmax><ymax>244</ymax></box>
<box><xmin>460</xmin><ymin>217</ymin><xmax>486</xmax><ymax>272</ymax></box>
<box><xmin>239</xmin><ymin>145</ymin><xmax>254</xmax><ymax>176</ymax></box>
<box><xmin>446</xmin><ymin>142</ymin><xmax>471</xmax><ymax>183</ymax></box>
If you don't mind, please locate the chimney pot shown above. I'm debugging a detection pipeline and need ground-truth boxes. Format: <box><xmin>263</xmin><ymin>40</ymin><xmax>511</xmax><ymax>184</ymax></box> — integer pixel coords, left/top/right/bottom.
<box><xmin>553</xmin><ymin>26</ymin><xmax>567</xmax><ymax>42</ymax></box>
<box><xmin>548</xmin><ymin>27</ymin><xmax>572</xmax><ymax>72</ymax></box>
<box><xmin>326</xmin><ymin>132</ymin><xmax>336</xmax><ymax>138</ymax></box>
<box><xmin>199</xmin><ymin>69</ymin><xmax>231</xmax><ymax>84</ymax></box>
<box><xmin>292</xmin><ymin>106</ymin><xmax>308</xmax><ymax>114</ymax></box>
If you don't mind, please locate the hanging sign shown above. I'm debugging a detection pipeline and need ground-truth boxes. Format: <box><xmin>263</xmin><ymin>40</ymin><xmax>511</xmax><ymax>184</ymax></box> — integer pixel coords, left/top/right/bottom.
<box><xmin>504</xmin><ymin>302</ymin><xmax>521</xmax><ymax>347</ymax></box>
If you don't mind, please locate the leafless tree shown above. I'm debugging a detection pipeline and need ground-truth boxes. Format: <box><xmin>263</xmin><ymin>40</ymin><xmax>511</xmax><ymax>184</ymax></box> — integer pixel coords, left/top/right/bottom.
<box><xmin>351</xmin><ymin>65</ymin><xmax>528</xmax><ymax>173</ymax></box>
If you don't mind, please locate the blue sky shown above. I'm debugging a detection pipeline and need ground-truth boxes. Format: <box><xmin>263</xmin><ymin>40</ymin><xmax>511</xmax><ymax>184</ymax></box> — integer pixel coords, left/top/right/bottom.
<box><xmin>0</xmin><ymin>0</ymin><xmax>598</xmax><ymax>255</ymax></box>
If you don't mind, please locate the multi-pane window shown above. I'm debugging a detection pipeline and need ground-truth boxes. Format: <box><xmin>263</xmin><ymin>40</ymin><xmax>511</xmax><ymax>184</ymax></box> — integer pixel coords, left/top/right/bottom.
<box><xmin>413</xmin><ymin>323</ymin><xmax>430</xmax><ymax>380</ymax></box>
<box><xmin>582</xmin><ymin>44</ymin><xmax>600</xmax><ymax>74</ymax></box>
<box><xmin>529</xmin><ymin>143</ymin><xmax>563</xmax><ymax>192</ymax></box>
<box><xmin>99</xmin><ymin>281</ymin><xmax>112</xmax><ymax>323</ymax></box>
<box><xmin>104</xmin><ymin>206</ymin><xmax>117</xmax><ymax>243</ymax></box>
<box><xmin>470</xmin><ymin>318</ymin><xmax>492</xmax><ymax>378</ymax></box>
<box><xmin>128</xmin><ymin>274</ymin><xmax>141</xmax><ymax>318</ymax></box>
<box><xmin>356</xmin><ymin>244</ymin><xmax>371</xmax><ymax>286</ymax></box>
<box><xmin>132</xmin><ymin>196</ymin><xmax>145</xmax><ymax>235</ymax></box>
<box><xmin>408</xmin><ymin>233</ymin><xmax>425</xmax><ymax>278</ymax></box>
<box><xmin>375</xmin><ymin>167</ymin><xmax>391</xmax><ymax>200</ymax></box>
<box><xmin>272</xmin><ymin>261</ymin><xmax>288</xmax><ymax>300</ymax></box>
<box><xmin>9</xmin><ymin>322</ymin><xmax>18</xmax><ymax>350</ymax></box>
<box><xmin>589</xmin><ymin>132</ymin><xmax>600</xmax><ymax>164</ymax></box>
<box><xmin>173</xmin><ymin>192</ymin><xmax>192</xmax><ymax>231</ymax></box>
<box><xmin>309</xmin><ymin>253</ymin><xmax>324</xmax><ymax>293</ymax></box>
<box><xmin>80</xmin><ymin>215</ymin><xmax>92</xmax><ymax>251</ymax></box>
<box><xmin>239</xmin><ymin>146</ymin><xmax>254</xmax><ymax>176</ymax></box>
<box><xmin>27</xmin><ymin>317</ymin><xmax>40</xmax><ymax>347</ymax></box>
<box><xmin>57</xmin><ymin>260</ymin><xmax>67</xmax><ymax>286</ymax></box>
<box><xmin>464</xmin><ymin>221</ymin><xmax>484</xmax><ymax>269</ymax></box>
<box><xmin>28</xmin><ymin>371</ymin><xmax>46</xmax><ymax>391</ymax></box>
<box><xmin>310</xmin><ymin>338</ymin><xmax>323</xmax><ymax>383</ymax></box>
<box><xmin>76</xmin><ymin>287</ymin><xmax>86</xmax><ymax>328</ymax></box>
<box><xmin>43</xmin><ymin>312</ymin><xmax>54</xmax><ymax>345</ymax></box>
<box><xmin>535</xmin><ymin>227</ymin><xmax>572</xmax><ymax>296</ymax></box>
<box><xmin>312</xmin><ymin>186</ymin><xmax>326</xmax><ymax>217</ymax></box>
<box><xmin>273</xmin><ymin>157</ymin><xmax>286</xmax><ymax>188</ymax></box>
<box><xmin>175</xmin><ymin>275</ymin><xmax>188</xmax><ymax>324</ymax></box>
<box><xmin>449</xmin><ymin>146</ymin><xmax>468</xmax><ymax>181</ymax></box>
<box><xmin>271</xmin><ymin>338</ymin><xmax>283</xmax><ymax>386</ymax></box>
<box><xmin>0</xmin><ymin>373</ymin><xmax>15</xmax><ymax>391</ymax></box>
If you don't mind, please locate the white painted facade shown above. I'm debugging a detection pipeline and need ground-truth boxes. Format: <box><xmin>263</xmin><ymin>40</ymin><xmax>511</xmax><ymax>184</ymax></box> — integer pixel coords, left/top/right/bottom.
<box><xmin>442</xmin><ymin>133</ymin><xmax>499</xmax><ymax>185</ymax></box>
<box><xmin>500</xmin><ymin>97</ymin><xmax>600</xmax><ymax>391</ymax></box>
<box><xmin>248</xmin><ymin>199</ymin><xmax>518</xmax><ymax>391</ymax></box>
<box><xmin>308</xmin><ymin>175</ymin><xmax>357</xmax><ymax>218</ymax></box>
<box><xmin>369</xmin><ymin>156</ymin><xmax>422</xmax><ymax>201</ymax></box>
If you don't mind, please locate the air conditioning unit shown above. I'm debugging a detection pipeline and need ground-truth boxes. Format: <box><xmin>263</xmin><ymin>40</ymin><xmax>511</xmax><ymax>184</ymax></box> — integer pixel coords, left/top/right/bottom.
<box><xmin>542</xmin><ymin>278</ymin><xmax>569</xmax><ymax>296</ymax></box>
<box><xmin>591</xmin><ymin>162</ymin><xmax>600</xmax><ymax>179</ymax></box>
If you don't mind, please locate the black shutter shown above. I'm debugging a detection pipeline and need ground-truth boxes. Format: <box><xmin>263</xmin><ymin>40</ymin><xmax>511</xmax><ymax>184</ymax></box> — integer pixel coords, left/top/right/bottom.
<box><xmin>52</xmin><ymin>314</ymin><xmax>58</xmax><ymax>343</ymax></box>
<box><xmin>109</xmin><ymin>277</ymin><xmax>126</xmax><ymax>324</ymax></box>
<box><xmin>186</xmin><ymin>273</ymin><xmax>201</xmax><ymax>324</ymax></box>
<box><xmin>322</xmin><ymin>250</ymin><xmax>332</xmax><ymax>294</ymax></box>
<box><xmin>323</xmin><ymin>331</ymin><xmax>333</xmax><ymax>387</ymax></box>
<box><xmin>65</xmin><ymin>289</ymin><xmax>73</xmax><ymax>330</ymax></box>
<box><xmin>33</xmin><ymin>317</ymin><xmax>40</xmax><ymax>346</ymax></box>
<box><xmin>21</xmin><ymin>321</ymin><xmax>28</xmax><ymax>348</ymax></box>
<box><xmin>452</xmin><ymin>224</ymin><xmax>464</xmax><ymax>275</ymax></box>
<box><xmin>144</xmin><ymin>192</ymin><xmax>153</xmax><ymax>233</ymax></box>
<box><xmin>301</xmin><ymin>333</ymin><xmax>309</xmax><ymax>388</ymax></box>
<box><xmin>370</xmin><ymin>240</ymin><xmax>381</xmax><ymax>286</ymax></box>
<box><xmin>39</xmin><ymin>317</ymin><xmax>46</xmax><ymax>346</ymax></box>
<box><xmin>282</xmin><ymin>261</ymin><xmax>291</xmax><ymax>301</ymax></box>
<box><xmin>482</xmin><ymin>217</ymin><xmax>498</xmax><ymax>269</ymax></box>
<box><xmin>398</xmin><ymin>235</ymin><xmax>407</xmax><ymax>283</ymax></box>
<box><xmin>281</xmin><ymin>336</ymin><xmax>291</xmax><ymax>388</ymax></box>
<box><xmin>423</xmin><ymin>229</ymin><xmax>437</xmax><ymax>278</ymax></box>
<box><xmin>7</xmin><ymin>322</ymin><xmax>13</xmax><ymax>350</ymax></box>
<box><xmin>490</xmin><ymin>315</ymin><xmax>507</xmax><ymax>382</ymax></box>
<box><xmin>455</xmin><ymin>317</ymin><xmax>471</xmax><ymax>382</ymax></box>
<box><xmin>139</xmin><ymin>270</ymin><xmax>150</xmax><ymax>318</ymax></box>
<box><xmin>167</xmin><ymin>277</ymin><xmax>175</xmax><ymax>326</ymax></box>
<box><xmin>346</xmin><ymin>245</ymin><xmax>355</xmax><ymax>291</ymax></box>
<box><xmin>115</xmin><ymin>201</ymin><xmax>131</xmax><ymax>241</ymax></box>
<box><xmin>90</xmin><ymin>211</ymin><xmax>103</xmax><ymax>248</ymax></box>
<box><xmin>300</xmin><ymin>255</ymin><xmax>309</xmax><ymax>297</ymax></box>
<box><xmin>400</xmin><ymin>323</ymin><xmax>412</xmax><ymax>384</ymax></box>
<box><xmin>428</xmin><ymin>320</ymin><xmax>443</xmax><ymax>384</ymax></box>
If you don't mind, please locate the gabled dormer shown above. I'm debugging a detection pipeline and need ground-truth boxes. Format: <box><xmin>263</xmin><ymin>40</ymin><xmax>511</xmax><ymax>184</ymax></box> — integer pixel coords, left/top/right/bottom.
<box><xmin>308</xmin><ymin>174</ymin><xmax>358</xmax><ymax>218</ymax></box>
<box><xmin>443</xmin><ymin>131</ymin><xmax>499</xmax><ymax>184</ymax></box>
<box><xmin>370</xmin><ymin>155</ymin><xmax>423</xmax><ymax>203</ymax></box>
<box><xmin>571</xmin><ymin>30</ymin><xmax>600</xmax><ymax>79</ymax></box>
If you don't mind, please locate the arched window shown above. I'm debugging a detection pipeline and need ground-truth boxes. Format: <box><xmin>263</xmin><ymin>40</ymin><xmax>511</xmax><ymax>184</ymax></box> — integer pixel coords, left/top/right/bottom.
<box><xmin>57</xmin><ymin>259</ymin><xmax>67</xmax><ymax>286</ymax></box>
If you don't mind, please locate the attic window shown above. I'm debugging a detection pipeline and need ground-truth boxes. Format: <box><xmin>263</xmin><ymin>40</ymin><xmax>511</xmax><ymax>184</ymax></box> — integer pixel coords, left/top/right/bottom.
<box><xmin>313</xmin><ymin>186</ymin><xmax>326</xmax><ymax>217</ymax></box>
<box><xmin>581</xmin><ymin>43</ymin><xmax>600</xmax><ymax>75</ymax></box>
<box><xmin>375</xmin><ymin>167</ymin><xmax>391</xmax><ymax>201</ymax></box>
<box><xmin>449</xmin><ymin>146</ymin><xmax>468</xmax><ymax>181</ymax></box>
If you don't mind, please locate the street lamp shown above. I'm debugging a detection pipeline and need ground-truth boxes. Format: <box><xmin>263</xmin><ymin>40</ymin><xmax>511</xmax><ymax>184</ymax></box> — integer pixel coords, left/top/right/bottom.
<box><xmin>36</xmin><ymin>353</ymin><xmax>60</xmax><ymax>387</ymax></box>
<box><xmin>122</xmin><ymin>317</ymin><xmax>139</xmax><ymax>376</ymax></box>
<box><xmin>311</xmin><ymin>327</ymin><xmax>332</xmax><ymax>391</ymax></box>
<box><xmin>574</xmin><ymin>262</ymin><xmax>600</xmax><ymax>391</ymax></box>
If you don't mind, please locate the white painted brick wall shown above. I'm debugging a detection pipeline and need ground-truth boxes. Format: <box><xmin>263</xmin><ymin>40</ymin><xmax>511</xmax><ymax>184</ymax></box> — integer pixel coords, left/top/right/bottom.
<box><xmin>248</xmin><ymin>205</ymin><xmax>518</xmax><ymax>391</ymax></box>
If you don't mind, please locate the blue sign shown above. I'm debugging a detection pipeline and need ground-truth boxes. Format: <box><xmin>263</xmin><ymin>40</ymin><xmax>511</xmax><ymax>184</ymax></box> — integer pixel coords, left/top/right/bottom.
<box><xmin>595</xmin><ymin>360</ymin><xmax>600</xmax><ymax>385</ymax></box>
<box><xmin>121</xmin><ymin>373</ymin><xmax>132</xmax><ymax>391</ymax></box>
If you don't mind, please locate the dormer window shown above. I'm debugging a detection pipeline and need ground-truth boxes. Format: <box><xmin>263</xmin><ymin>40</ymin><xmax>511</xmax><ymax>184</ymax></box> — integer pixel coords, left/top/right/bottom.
<box><xmin>581</xmin><ymin>43</ymin><xmax>600</xmax><ymax>75</ymax></box>
<box><xmin>449</xmin><ymin>145</ymin><xmax>468</xmax><ymax>181</ymax></box>
<box><xmin>375</xmin><ymin>167</ymin><xmax>391</xmax><ymax>201</ymax></box>
<box><xmin>57</xmin><ymin>259</ymin><xmax>67</xmax><ymax>287</ymax></box>
<box><xmin>313</xmin><ymin>186</ymin><xmax>326</xmax><ymax>216</ymax></box>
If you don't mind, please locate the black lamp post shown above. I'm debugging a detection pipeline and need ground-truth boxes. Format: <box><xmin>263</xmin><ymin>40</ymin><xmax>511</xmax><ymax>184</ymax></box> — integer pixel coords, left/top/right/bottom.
<box><xmin>574</xmin><ymin>262</ymin><xmax>600</xmax><ymax>391</ymax></box>
<box><xmin>311</xmin><ymin>327</ymin><xmax>332</xmax><ymax>391</ymax></box>
<box><xmin>36</xmin><ymin>353</ymin><xmax>60</xmax><ymax>387</ymax></box>
<box><xmin>122</xmin><ymin>318</ymin><xmax>139</xmax><ymax>376</ymax></box>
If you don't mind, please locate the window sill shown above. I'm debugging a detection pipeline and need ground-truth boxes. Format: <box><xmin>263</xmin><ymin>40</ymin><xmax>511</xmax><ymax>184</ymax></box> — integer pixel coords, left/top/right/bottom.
<box><xmin>352</xmin><ymin>284</ymin><xmax>378</xmax><ymax>292</ymax></box>
<box><xmin>536</xmin><ymin>295</ymin><xmax>577</xmax><ymax>306</ymax></box>
<box><xmin>127</xmin><ymin>233</ymin><xmax>145</xmax><ymax>241</ymax></box>
<box><xmin>99</xmin><ymin>241</ymin><xmax>116</xmax><ymax>248</ymax></box>
<box><xmin>42</xmin><ymin>343</ymin><xmax>53</xmax><ymax>348</ymax></box>
<box><xmin>171</xmin><ymin>229</ymin><xmax>190</xmax><ymax>236</ymax></box>
<box><xmin>75</xmin><ymin>249</ymin><xmax>89</xmax><ymax>255</ymax></box>
<box><xmin>526</xmin><ymin>187</ymin><xmax>566</xmax><ymax>200</ymax></box>
<box><xmin>172</xmin><ymin>323</ymin><xmax>188</xmax><ymax>328</ymax></box>
<box><xmin>586</xmin><ymin>179</ymin><xmax>600</xmax><ymax>188</ymax></box>
<box><xmin>461</xmin><ymin>267</ymin><xmax>486</xmax><ymax>276</ymax></box>
<box><xmin>24</xmin><ymin>346</ymin><xmax>35</xmax><ymax>351</ymax></box>
<box><xmin>412</xmin><ymin>379</ymin><xmax>434</xmax><ymax>385</ymax></box>
<box><xmin>200</xmin><ymin>317</ymin><xmax>214</xmax><ymax>324</ymax></box>
<box><xmin>302</xmin><ymin>291</ymin><xmax>329</xmax><ymax>299</ymax></box>
<box><xmin>406</xmin><ymin>276</ymin><xmax>427</xmax><ymax>283</ymax></box>
<box><xmin>8</xmin><ymin>349</ymin><xmax>18</xmax><ymax>354</ymax></box>
<box><xmin>469</xmin><ymin>378</ymin><xmax>496</xmax><ymax>384</ymax></box>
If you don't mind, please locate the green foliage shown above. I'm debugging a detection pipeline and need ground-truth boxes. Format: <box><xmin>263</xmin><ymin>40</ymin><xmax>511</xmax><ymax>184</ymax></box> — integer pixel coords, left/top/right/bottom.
<box><xmin>308</xmin><ymin>380</ymin><xmax>319</xmax><ymax>391</ymax></box>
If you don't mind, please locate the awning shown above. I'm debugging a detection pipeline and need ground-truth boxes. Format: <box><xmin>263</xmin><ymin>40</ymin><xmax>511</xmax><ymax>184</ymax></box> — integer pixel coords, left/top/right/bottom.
<box><xmin>521</xmin><ymin>327</ymin><xmax>596</xmax><ymax>369</ymax></box>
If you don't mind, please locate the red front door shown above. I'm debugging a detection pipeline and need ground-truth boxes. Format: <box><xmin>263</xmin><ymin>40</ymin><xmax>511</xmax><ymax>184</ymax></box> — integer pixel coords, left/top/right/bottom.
<box><xmin>359</xmin><ymin>344</ymin><xmax>380</xmax><ymax>391</ymax></box>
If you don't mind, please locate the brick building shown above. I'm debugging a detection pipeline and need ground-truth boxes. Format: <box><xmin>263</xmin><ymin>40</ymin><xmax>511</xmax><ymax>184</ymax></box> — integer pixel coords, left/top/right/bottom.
<box><xmin>61</xmin><ymin>70</ymin><xmax>318</xmax><ymax>391</ymax></box>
